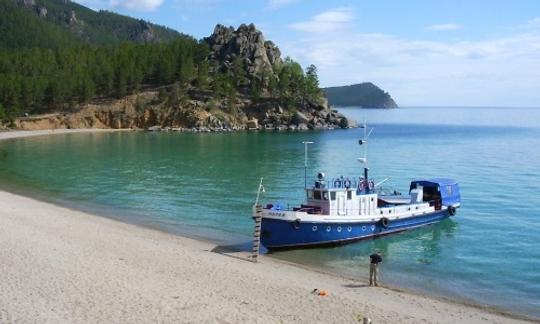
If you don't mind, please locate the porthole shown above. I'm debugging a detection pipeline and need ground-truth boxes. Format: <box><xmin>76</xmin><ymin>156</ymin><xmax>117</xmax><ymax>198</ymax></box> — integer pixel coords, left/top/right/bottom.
<box><xmin>371</xmin><ymin>225</ymin><xmax>375</xmax><ymax>231</ymax></box>
<box><xmin>326</xmin><ymin>226</ymin><xmax>331</xmax><ymax>232</ymax></box>
<box><xmin>362</xmin><ymin>226</ymin><xmax>366</xmax><ymax>231</ymax></box>
<box><xmin>380</xmin><ymin>211</ymin><xmax>383</xmax><ymax>215</ymax></box>
<box><xmin>347</xmin><ymin>226</ymin><xmax>352</xmax><ymax>232</ymax></box>
<box><xmin>312</xmin><ymin>225</ymin><xmax>318</xmax><ymax>231</ymax></box>
<box><xmin>337</xmin><ymin>226</ymin><xmax>342</xmax><ymax>232</ymax></box>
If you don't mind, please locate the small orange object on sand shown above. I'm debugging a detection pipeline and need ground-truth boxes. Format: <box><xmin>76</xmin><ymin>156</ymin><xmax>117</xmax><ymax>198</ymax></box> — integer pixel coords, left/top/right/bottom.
<box><xmin>312</xmin><ymin>289</ymin><xmax>328</xmax><ymax>296</ymax></box>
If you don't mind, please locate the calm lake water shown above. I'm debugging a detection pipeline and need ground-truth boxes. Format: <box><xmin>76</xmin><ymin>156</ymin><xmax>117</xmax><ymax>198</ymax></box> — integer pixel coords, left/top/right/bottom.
<box><xmin>1</xmin><ymin>106</ymin><xmax>539</xmax><ymax>318</ymax></box>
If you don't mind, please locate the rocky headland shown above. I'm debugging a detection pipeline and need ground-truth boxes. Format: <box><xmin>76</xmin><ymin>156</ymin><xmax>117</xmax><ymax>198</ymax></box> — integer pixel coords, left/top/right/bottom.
<box><xmin>324</xmin><ymin>83</ymin><xmax>398</xmax><ymax>108</ymax></box>
<box><xmin>8</xmin><ymin>23</ymin><xmax>353</xmax><ymax>132</ymax></box>
<box><xmin>14</xmin><ymin>88</ymin><xmax>351</xmax><ymax>132</ymax></box>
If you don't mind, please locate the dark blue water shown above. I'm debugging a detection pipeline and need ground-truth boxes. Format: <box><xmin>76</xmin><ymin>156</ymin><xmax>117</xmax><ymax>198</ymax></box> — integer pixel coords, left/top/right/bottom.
<box><xmin>0</xmin><ymin>106</ymin><xmax>539</xmax><ymax>318</ymax></box>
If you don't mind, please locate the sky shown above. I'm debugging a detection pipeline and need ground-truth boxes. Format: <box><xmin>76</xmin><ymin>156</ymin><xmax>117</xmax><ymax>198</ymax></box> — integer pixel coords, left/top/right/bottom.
<box><xmin>76</xmin><ymin>0</ymin><xmax>540</xmax><ymax>107</ymax></box>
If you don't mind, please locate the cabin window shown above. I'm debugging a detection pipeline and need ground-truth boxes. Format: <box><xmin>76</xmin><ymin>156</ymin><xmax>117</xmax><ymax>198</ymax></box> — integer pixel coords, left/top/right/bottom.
<box><xmin>347</xmin><ymin>191</ymin><xmax>352</xmax><ymax>200</ymax></box>
<box><xmin>308</xmin><ymin>190</ymin><xmax>314</xmax><ymax>199</ymax></box>
<box><xmin>314</xmin><ymin>191</ymin><xmax>321</xmax><ymax>200</ymax></box>
<box><xmin>330</xmin><ymin>192</ymin><xmax>336</xmax><ymax>200</ymax></box>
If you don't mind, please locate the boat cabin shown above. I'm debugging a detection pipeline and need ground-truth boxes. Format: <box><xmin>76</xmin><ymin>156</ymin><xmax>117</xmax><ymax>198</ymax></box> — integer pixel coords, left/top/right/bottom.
<box><xmin>296</xmin><ymin>177</ymin><xmax>378</xmax><ymax>216</ymax></box>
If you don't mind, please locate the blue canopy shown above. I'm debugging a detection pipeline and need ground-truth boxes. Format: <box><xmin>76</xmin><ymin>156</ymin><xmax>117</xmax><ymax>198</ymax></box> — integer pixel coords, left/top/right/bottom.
<box><xmin>410</xmin><ymin>178</ymin><xmax>461</xmax><ymax>207</ymax></box>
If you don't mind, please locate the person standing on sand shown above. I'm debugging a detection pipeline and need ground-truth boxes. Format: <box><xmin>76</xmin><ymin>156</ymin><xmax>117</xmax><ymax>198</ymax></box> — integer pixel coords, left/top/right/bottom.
<box><xmin>369</xmin><ymin>251</ymin><xmax>382</xmax><ymax>286</ymax></box>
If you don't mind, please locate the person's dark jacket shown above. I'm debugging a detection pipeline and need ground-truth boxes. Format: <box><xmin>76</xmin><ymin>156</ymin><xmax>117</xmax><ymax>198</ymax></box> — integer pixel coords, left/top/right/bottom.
<box><xmin>369</xmin><ymin>253</ymin><xmax>382</xmax><ymax>264</ymax></box>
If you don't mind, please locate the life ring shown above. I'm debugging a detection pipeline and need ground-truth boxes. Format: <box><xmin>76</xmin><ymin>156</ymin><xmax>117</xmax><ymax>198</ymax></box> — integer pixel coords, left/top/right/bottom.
<box><xmin>368</xmin><ymin>181</ymin><xmax>375</xmax><ymax>190</ymax></box>
<box><xmin>380</xmin><ymin>217</ymin><xmax>389</xmax><ymax>228</ymax></box>
<box><xmin>334</xmin><ymin>179</ymin><xmax>341</xmax><ymax>188</ymax></box>
<box><xmin>344</xmin><ymin>179</ymin><xmax>351</xmax><ymax>189</ymax></box>
<box><xmin>448</xmin><ymin>206</ymin><xmax>456</xmax><ymax>216</ymax></box>
<box><xmin>358</xmin><ymin>181</ymin><xmax>365</xmax><ymax>191</ymax></box>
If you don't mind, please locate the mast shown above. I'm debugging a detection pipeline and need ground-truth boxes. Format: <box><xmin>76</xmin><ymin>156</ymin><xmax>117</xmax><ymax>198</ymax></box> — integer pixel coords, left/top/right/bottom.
<box><xmin>358</xmin><ymin>120</ymin><xmax>373</xmax><ymax>193</ymax></box>
<box><xmin>302</xmin><ymin>141</ymin><xmax>314</xmax><ymax>188</ymax></box>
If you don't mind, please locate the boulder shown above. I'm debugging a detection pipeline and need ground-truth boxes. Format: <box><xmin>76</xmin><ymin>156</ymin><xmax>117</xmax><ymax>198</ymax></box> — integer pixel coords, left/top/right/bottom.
<box><xmin>246</xmin><ymin>118</ymin><xmax>258</xmax><ymax>129</ymax></box>
<box><xmin>38</xmin><ymin>6</ymin><xmax>47</xmax><ymax>17</ymax></box>
<box><xmin>293</xmin><ymin>111</ymin><xmax>310</xmax><ymax>125</ymax></box>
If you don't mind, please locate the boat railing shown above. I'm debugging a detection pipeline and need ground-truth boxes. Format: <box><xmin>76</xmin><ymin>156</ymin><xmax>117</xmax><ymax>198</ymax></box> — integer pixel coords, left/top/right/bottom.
<box><xmin>313</xmin><ymin>176</ymin><xmax>376</xmax><ymax>191</ymax></box>
<box><xmin>265</xmin><ymin>203</ymin><xmax>323</xmax><ymax>214</ymax></box>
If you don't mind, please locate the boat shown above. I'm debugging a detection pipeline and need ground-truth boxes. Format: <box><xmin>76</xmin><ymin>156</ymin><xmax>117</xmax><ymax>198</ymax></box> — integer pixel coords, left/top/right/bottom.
<box><xmin>252</xmin><ymin>122</ymin><xmax>461</xmax><ymax>250</ymax></box>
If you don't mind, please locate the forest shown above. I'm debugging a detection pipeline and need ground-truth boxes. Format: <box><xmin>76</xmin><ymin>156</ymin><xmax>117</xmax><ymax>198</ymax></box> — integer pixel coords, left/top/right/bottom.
<box><xmin>0</xmin><ymin>0</ymin><xmax>322</xmax><ymax>123</ymax></box>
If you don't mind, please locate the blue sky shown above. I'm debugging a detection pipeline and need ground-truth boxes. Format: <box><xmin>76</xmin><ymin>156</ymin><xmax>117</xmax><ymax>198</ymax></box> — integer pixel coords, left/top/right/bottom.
<box><xmin>77</xmin><ymin>0</ymin><xmax>540</xmax><ymax>107</ymax></box>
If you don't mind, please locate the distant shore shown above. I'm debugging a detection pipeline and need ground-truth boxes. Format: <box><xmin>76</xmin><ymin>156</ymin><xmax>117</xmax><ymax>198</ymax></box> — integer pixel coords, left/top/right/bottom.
<box><xmin>0</xmin><ymin>128</ymin><xmax>130</xmax><ymax>141</ymax></box>
<box><xmin>0</xmin><ymin>129</ymin><xmax>535</xmax><ymax>323</ymax></box>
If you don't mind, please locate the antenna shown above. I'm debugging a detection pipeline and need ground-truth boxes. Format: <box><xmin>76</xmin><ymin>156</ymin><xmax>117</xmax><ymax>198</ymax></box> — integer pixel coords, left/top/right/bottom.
<box><xmin>358</xmin><ymin>120</ymin><xmax>374</xmax><ymax>193</ymax></box>
<box><xmin>358</xmin><ymin>120</ymin><xmax>373</xmax><ymax>166</ymax></box>
<box><xmin>302</xmin><ymin>141</ymin><xmax>314</xmax><ymax>188</ymax></box>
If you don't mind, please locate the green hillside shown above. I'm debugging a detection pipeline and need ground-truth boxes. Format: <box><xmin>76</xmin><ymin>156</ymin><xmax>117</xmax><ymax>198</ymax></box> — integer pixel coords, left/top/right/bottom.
<box><xmin>0</xmin><ymin>0</ymin><xmax>181</xmax><ymax>49</ymax></box>
<box><xmin>323</xmin><ymin>83</ymin><xmax>398</xmax><ymax>108</ymax></box>
<box><xmin>0</xmin><ymin>2</ymin><xmax>341</xmax><ymax>130</ymax></box>
<box><xmin>0</xmin><ymin>0</ymin><xmax>330</xmax><ymax>127</ymax></box>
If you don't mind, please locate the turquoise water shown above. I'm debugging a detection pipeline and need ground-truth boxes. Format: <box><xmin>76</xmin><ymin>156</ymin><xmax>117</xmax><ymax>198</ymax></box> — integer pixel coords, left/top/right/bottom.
<box><xmin>1</xmin><ymin>106</ymin><xmax>539</xmax><ymax>318</ymax></box>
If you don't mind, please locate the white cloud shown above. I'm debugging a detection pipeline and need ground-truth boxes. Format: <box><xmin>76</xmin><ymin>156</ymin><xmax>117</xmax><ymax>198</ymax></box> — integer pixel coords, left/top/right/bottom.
<box><xmin>109</xmin><ymin>0</ymin><xmax>164</xmax><ymax>11</ymax></box>
<box><xmin>74</xmin><ymin>0</ymin><xmax>109</xmax><ymax>10</ymax></box>
<box><xmin>427</xmin><ymin>23</ymin><xmax>462</xmax><ymax>31</ymax></box>
<box><xmin>525</xmin><ymin>17</ymin><xmax>540</xmax><ymax>29</ymax></box>
<box><xmin>75</xmin><ymin>0</ymin><xmax>163</xmax><ymax>11</ymax></box>
<box><xmin>267</xmin><ymin>0</ymin><xmax>299</xmax><ymax>10</ymax></box>
<box><xmin>283</xmin><ymin>19</ymin><xmax>540</xmax><ymax>106</ymax></box>
<box><xmin>290</xmin><ymin>7</ymin><xmax>354</xmax><ymax>33</ymax></box>
<box><xmin>173</xmin><ymin>0</ymin><xmax>221</xmax><ymax>10</ymax></box>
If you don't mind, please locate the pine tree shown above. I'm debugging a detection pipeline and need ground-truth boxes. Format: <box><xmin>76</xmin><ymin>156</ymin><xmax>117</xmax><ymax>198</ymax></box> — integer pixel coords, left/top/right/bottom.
<box><xmin>0</xmin><ymin>103</ymin><xmax>5</xmax><ymax>121</ymax></box>
<box><xmin>304</xmin><ymin>64</ymin><xmax>321</xmax><ymax>101</ymax></box>
<box><xmin>196</xmin><ymin>60</ymin><xmax>209</xmax><ymax>89</ymax></box>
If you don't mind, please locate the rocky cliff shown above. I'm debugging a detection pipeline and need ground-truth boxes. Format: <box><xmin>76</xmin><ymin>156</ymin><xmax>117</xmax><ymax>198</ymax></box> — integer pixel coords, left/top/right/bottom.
<box><xmin>14</xmin><ymin>88</ymin><xmax>352</xmax><ymax>131</ymax></box>
<box><xmin>205</xmin><ymin>23</ymin><xmax>281</xmax><ymax>78</ymax></box>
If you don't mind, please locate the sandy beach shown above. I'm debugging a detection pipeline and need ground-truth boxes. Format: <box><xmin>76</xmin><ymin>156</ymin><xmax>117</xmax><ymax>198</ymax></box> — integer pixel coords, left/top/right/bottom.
<box><xmin>0</xmin><ymin>130</ymin><xmax>535</xmax><ymax>323</ymax></box>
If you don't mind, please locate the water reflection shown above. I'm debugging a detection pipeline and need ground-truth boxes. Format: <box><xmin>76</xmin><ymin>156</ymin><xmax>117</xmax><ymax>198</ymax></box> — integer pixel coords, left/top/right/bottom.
<box><xmin>270</xmin><ymin>219</ymin><xmax>458</xmax><ymax>276</ymax></box>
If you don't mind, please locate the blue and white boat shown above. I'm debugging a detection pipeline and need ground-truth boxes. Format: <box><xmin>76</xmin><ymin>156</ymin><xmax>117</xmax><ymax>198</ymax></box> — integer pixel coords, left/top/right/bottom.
<box><xmin>252</xmin><ymin>123</ymin><xmax>461</xmax><ymax>250</ymax></box>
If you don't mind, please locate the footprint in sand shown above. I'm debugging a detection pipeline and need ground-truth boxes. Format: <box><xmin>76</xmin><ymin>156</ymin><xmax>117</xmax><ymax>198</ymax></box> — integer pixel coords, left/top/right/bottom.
<box><xmin>0</xmin><ymin>309</ymin><xmax>12</xmax><ymax>323</ymax></box>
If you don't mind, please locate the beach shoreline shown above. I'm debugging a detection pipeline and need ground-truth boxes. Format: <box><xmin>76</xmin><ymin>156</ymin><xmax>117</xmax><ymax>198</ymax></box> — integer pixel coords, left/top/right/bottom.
<box><xmin>0</xmin><ymin>129</ymin><xmax>537</xmax><ymax>323</ymax></box>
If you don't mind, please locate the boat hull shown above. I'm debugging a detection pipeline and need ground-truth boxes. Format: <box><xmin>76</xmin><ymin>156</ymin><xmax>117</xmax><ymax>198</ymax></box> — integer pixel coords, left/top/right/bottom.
<box><xmin>260</xmin><ymin>210</ymin><xmax>451</xmax><ymax>249</ymax></box>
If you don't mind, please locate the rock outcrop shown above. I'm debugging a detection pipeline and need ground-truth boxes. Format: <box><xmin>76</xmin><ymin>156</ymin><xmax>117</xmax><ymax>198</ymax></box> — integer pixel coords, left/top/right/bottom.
<box><xmin>134</xmin><ymin>21</ymin><xmax>158</xmax><ymax>43</ymax></box>
<box><xmin>205</xmin><ymin>23</ymin><xmax>282</xmax><ymax>77</ymax></box>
